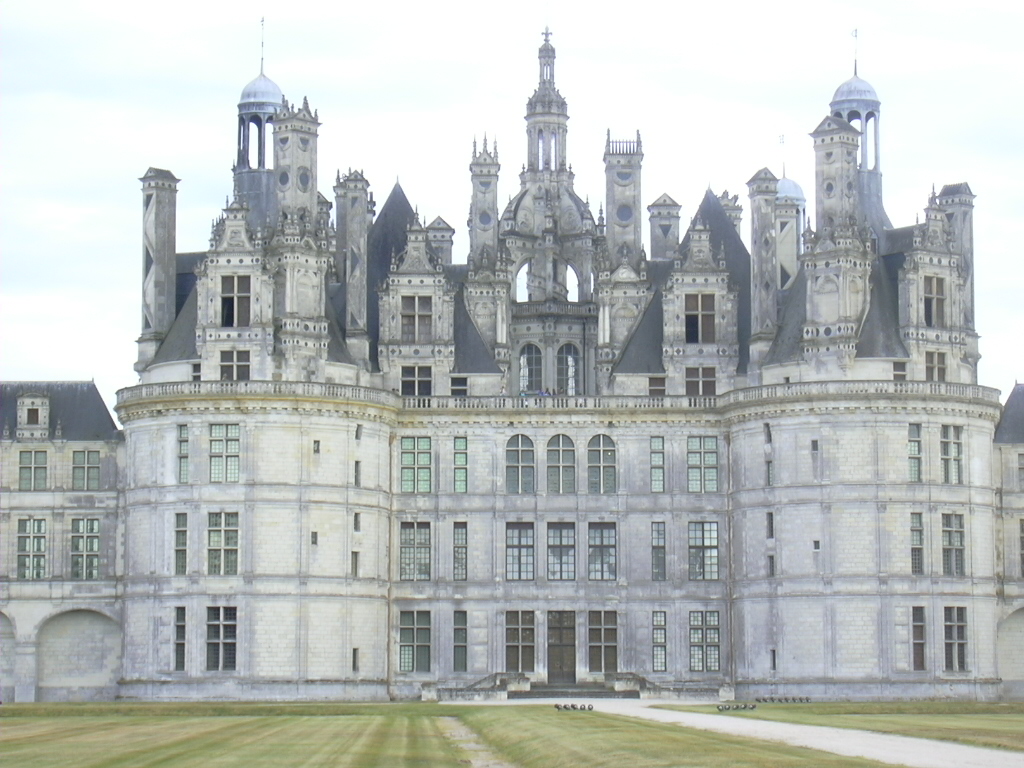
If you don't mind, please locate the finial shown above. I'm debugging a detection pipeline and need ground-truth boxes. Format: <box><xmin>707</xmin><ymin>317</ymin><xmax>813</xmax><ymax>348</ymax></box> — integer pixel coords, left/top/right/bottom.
<box><xmin>261</xmin><ymin>17</ymin><xmax>265</xmax><ymax>74</ymax></box>
<box><xmin>542</xmin><ymin>26</ymin><xmax>552</xmax><ymax>44</ymax></box>
<box><xmin>852</xmin><ymin>29</ymin><xmax>858</xmax><ymax>76</ymax></box>
<box><xmin>780</xmin><ymin>134</ymin><xmax>787</xmax><ymax>178</ymax></box>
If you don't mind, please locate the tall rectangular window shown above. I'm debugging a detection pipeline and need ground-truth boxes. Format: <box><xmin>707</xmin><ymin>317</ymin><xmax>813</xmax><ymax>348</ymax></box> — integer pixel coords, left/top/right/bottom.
<box><xmin>401</xmin><ymin>365</ymin><xmax>432</xmax><ymax>396</ymax></box>
<box><xmin>685</xmin><ymin>367</ymin><xmax>717</xmax><ymax>396</ymax></box>
<box><xmin>908</xmin><ymin>424</ymin><xmax>922</xmax><ymax>482</ymax></box>
<box><xmin>175</xmin><ymin>512</ymin><xmax>188</xmax><ymax>575</ymax></box>
<box><xmin>18</xmin><ymin>450</ymin><xmax>47</xmax><ymax>491</ymax></box>
<box><xmin>688</xmin><ymin>522</ymin><xmax>719</xmax><ymax>580</ymax></box>
<box><xmin>689</xmin><ymin>610</ymin><xmax>721</xmax><ymax>672</ymax></box>
<box><xmin>178</xmin><ymin>425</ymin><xmax>190</xmax><ymax>483</ymax></box>
<box><xmin>910</xmin><ymin>512</ymin><xmax>924</xmax><ymax>575</ymax></box>
<box><xmin>350</xmin><ymin>551</ymin><xmax>360</xmax><ymax>577</ymax></box>
<box><xmin>651</xmin><ymin>522</ymin><xmax>666</xmax><ymax>581</ymax></box>
<box><xmin>72</xmin><ymin>451</ymin><xmax>101</xmax><ymax>490</ymax></box>
<box><xmin>220</xmin><ymin>276</ymin><xmax>250</xmax><ymax>327</ymax></box>
<box><xmin>941</xmin><ymin>513</ymin><xmax>965</xmax><ymax>576</ymax></box>
<box><xmin>174</xmin><ymin>607</ymin><xmax>186</xmax><ymax>672</ymax></box>
<box><xmin>453</xmin><ymin>611</ymin><xmax>468</xmax><ymax>672</ymax></box>
<box><xmin>547</xmin><ymin>523</ymin><xmax>575</xmax><ymax>580</ymax></box>
<box><xmin>652</xmin><ymin>611</ymin><xmax>667</xmax><ymax>672</ymax></box>
<box><xmin>453</xmin><ymin>522</ymin><xmax>468</xmax><ymax>581</ymax></box>
<box><xmin>505</xmin><ymin>435</ymin><xmax>535</xmax><ymax>494</ymax></box>
<box><xmin>912</xmin><ymin>606</ymin><xmax>926</xmax><ymax>671</ymax></box>
<box><xmin>400</xmin><ymin>436</ymin><xmax>431</xmax><ymax>492</ymax></box>
<box><xmin>505</xmin><ymin>523</ymin><xmax>535</xmax><ymax>580</ymax></box>
<box><xmin>687</xmin><ymin>436</ymin><xmax>719</xmax><ymax>492</ymax></box>
<box><xmin>547</xmin><ymin>435</ymin><xmax>576</xmax><ymax>494</ymax></box>
<box><xmin>767</xmin><ymin>554</ymin><xmax>776</xmax><ymax>577</ymax></box>
<box><xmin>940</xmin><ymin>425</ymin><xmax>963</xmax><ymax>484</ymax></box>
<box><xmin>923</xmin><ymin>276</ymin><xmax>946</xmax><ymax>328</ymax></box>
<box><xmin>399</xmin><ymin>610</ymin><xmax>431</xmax><ymax>672</ymax></box>
<box><xmin>399</xmin><ymin>521</ymin><xmax>431</xmax><ymax>581</ymax></box>
<box><xmin>943</xmin><ymin>606</ymin><xmax>967</xmax><ymax>671</ymax></box>
<box><xmin>70</xmin><ymin>518</ymin><xmax>100</xmax><ymax>580</ymax></box>
<box><xmin>206</xmin><ymin>606</ymin><xmax>237</xmax><ymax>671</ymax></box>
<box><xmin>588</xmin><ymin>523</ymin><xmax>616</xmax><ymax>581</ymax></box>
<box><xmin>505</xmin><ymin>611</ymin><xmax>535</xmax><ymax>672</ymax></box>
<box><xmin>926</xmin><ymin>351</ymin><xmax>947</xmax><ymax>382</ymax></box>
<box><xmin>684</xmin><ymin>294</ymin><xmax>715</xmax><ymax>343</ymax></box>
<box><xmin>16</xmin><ymin>518</ymin><xmax>47</xmax><ymax>579</ymax></box>
<box><xmin>453</xmin><ymin>437</ymin><xmax>468</xmax><ymax>493</ymax></box>
<box><xmin>208</xmin><ymin>512</ymin><xmax>239</xmax><ymax>575</ymax></box>
<box><xmin>219</xmin><ymin>350</ymin><xmax>250</xmax><ymax>381</ymax></box>
<box><xmin>400</xmin><ymin>295</ymin><xmax>432</xmax><ymax>342</ymax></box>
<box><xmin>1020</xmin><ymin>519</ymin><xmax>1024</xmax><ymax>576</ymax></box>
<box><xmin>1018</xmin><ymin>453</ymin><xmax>1024</xmax><ymax>490</ymax></box>
<box><xmin>766</xmin><ymin>511</ymin><xmax>775</xmax><ymax>539</ymax></box>
<box><xmin>209</xmin><ymin>424</ymin><xmax>240</xmax><ymax>483</ymax></box>
<box><xmin>650</xmin><ymin>437</ymin><xmax>665</xmax><ymax>492</ymax></box>
<box><xmin>588</xmin><ymin>611</ymin><xmax>618</xmax><ymax>673</ymax></box>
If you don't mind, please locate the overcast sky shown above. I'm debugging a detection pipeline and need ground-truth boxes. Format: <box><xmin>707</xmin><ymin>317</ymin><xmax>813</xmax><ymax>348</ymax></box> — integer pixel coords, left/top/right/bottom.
<box><xmin>1</xmin><ymin>0</ymin><xmax>1020</xmax><ymax>417</ymax></box>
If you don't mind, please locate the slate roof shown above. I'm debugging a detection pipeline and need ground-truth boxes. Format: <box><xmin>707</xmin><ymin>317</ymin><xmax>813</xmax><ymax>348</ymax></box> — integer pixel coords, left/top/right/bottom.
<box><xmin>939</xmin><ymin>182</ymin><xmax>974</xmax><ymax>197</ymax></box>
<box><xmin>151</xmin><ymin>286</ymin><xmax>198</xmax><ymax>365</ymax></box>
<box><xmin>366</xmin><ymin>183</ymin><xmax>415</xmax><ymax>367</ymax></box>
<box><xmin>763</xmin><ymin>267</ymin><xmax>807</xmax><ymax>365</ymax></box>
<box><xmin>856</xmin><ymin>253</ymin><xmax>909</xmax><ymax>359</ymax></box>
<box><xmin>995</xmin><ymin>383</ymin><xmax>1024</xmax><ymax>444</ymax></box>
<box><xmin>325</xmin><ymin>284</ymin><xmax>357</xmax><ymax>366</ymax></box>
<box><xmin>1</xmin><ymin>382</ymin><xmax>121</xmax><ymax>441</ymax></box>
<box><xmin>445</xmin><ymin>268</ymin><xmax>501</xmax><ymax>375</ymax></box>
<box><xmin>614</xmin><ymin>191</ymin><xmax>751</xmax><ymax>374</ymax></box>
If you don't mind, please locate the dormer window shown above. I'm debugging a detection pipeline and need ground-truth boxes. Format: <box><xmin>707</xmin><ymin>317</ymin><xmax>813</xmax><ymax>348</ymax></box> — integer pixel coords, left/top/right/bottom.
<box><xmin>27</xmin><ymin>408</ymin><xmax>39</xmax><ymax>425</ymax></box>
<box><xmin>924</xmin><ymin>276</ymin><xmax>945</xmax><ymax>328</ymax></box>
<box><xmin>400</xmin><ymin>296</ymin><xmax>432</xmax><ymax>343</ymax></box>
<box><xmin>16</xmin><ymin>394</ymin><xmax>49</xmax><ymax>439</ymax></box>
<box><xmin>221</xmin><ymin>276</ymin><xmax>251</xmax><ymax>327</ymax></box>
<box><xmin>684</xmin><ymin>294</ymin><xmax>715</xmax><ymax>343</ymax></box>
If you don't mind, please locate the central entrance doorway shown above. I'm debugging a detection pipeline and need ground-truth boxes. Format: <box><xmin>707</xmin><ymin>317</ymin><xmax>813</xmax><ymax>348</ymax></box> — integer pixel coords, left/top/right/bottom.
<box><xmin>547</xmin><ymin>611</ymin><xmax>576</xmax><ymax>683</ymax></box>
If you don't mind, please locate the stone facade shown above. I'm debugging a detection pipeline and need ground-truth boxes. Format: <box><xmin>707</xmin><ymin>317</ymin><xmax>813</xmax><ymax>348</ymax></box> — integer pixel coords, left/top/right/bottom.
<box><xmin>2</xmin><ymin>37</ymin><xmax>1023</xmax><ymax>702</ymax></box>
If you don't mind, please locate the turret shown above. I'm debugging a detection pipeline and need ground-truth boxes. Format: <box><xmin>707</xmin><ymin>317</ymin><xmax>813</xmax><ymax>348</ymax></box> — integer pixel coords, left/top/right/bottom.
<box><xmin>468</xmin><ymin>137</ymin><xmax>500</xmax><ymax>267</ymax></box>
<box><xmin>335</xmin><ymin>169</ymin><xmax>373</xmax><ymax>361</ymax></box>
<box><xmin>604</xmin><ymin>130</ymin><xmax>643</xmax><ymax>268</ymax></box>
<box><xmin>273</xmin><ymin>97</ymin><xmax>321</xmax><ymax>228</ymax></box>
<box><xmin>525</xmin><ymin>29</ymin><xmax>569</xmax><ymax>174</ymax></box>
<box><xmin>234</xmin><ymin>70</ymin><xmax>283</xmax><ymax>233</ymax></box>
<box><xmin>647</xmin><ymin>193</ymin><xmax>681</xmax><ymax>260</ymax></box>
<box><xmin>136</xmin><ymin>168</ymin><xmax>179</xmax><ymax>372</ymax></box>
<box><xmin>747</xmin><ymin>168</ymin><xmax>779</xmax><ymax>361</ymax></box>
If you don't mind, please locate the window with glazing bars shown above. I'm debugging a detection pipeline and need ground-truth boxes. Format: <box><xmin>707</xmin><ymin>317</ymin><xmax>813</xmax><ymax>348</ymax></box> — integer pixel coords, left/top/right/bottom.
<box><xmin>910</xmin><ymin>512</ymin><xmax>924</xmax><ymax>575</ymax></box>
<box><xmin>908</xmin><ymin>424</ymin><xmax>922</xmax><ymax>482</ymax></box>
<box><xmin>70</xmin><ymin>518</ymin><xmax>100</xmax><ymax>579</ymax></box>
<box><xmin>546</xmin><ymin>435</ymin><xmax>576</xmax><ymax>493</ymax></box>
<box><xmin>923</xmin><ymin>276</ymin><xmax>945</xmax><ymax>327</ymax></box>
<box><xmin>400</xmin><ymin>296</ymin><xmax>432</xmax><ymax>342</ymax></box>
<box><xmin>688</xmin><ymin>522</ymin><xmax>719</xmax><ymax>580</ymax></box>
<box><xmin>18</xmin><ymin>451</ymin><xmax>46</xmax><ymax>491</ymax></box>
<box><xmin>943</xmin><ymin>606</ymin><xmax>966</xmax><ymax>671</ymax></box>
<box><xmin>16</xmin><ymin>518</ymin><xmax>46</xmax><ymax>579</ymax></box>
<box><xmin>588</xmin><ymin>611</ymin><xmax>618</xmax><ymax>673</ymax></box>
<box><xmin>926</xmin><ymin>351</ymin><xmax>947</xmax><ymax>382</ymax></box>
<box><xmin>689</xmin><ymin>610</ymin><xmax>721</xmax><ymax>671</ymax></box>
<box><xmin>453</xmin><ymin>522</ymin><xmax>467</xmax><ymax>581</ymax></box>
<box><xmin>178</xmin><ymin>425</ymin><xmax>189</xmax><ymax>483</ymax></box>
<box><xmin>400</xmin><ymin>437</ymin><xmax>431</xmax><ymax>492</ymax></box>
<box><xmin>399</xmin><ymin>521</ymin><xmax>430</xmax><ymax>580</ymax></box>
<box><xmin>208</xmin><ymin>512</ymin><xmax>239</xmax><ymax>575</ymax></box>
<box><xmin>587</xmin><ymin>435</ymin><xmax>616</xmax><ymax>494</ymax></box>
<box><xmin>453</xmin><ymin>611</ymin><xmax>468</xmax><ymax>672</ymax></box>
<box><xmin>556</xmin><ymin>343</ymin><xmax>581</xmax><ymax>395</ymax></box>
<box><xmin>687</xmin><ymin>436</ymin><xmax>719</xmax><ymax>492</ymax></box>
<box><xmin>940</xmin><ymin>425</ymin><xmax>962</xmax><ymax>484</ymax></box>
<box><xmin>651</xmin><ymin>522</ymin><xmax>666</xmax><ymax>581</ymax></box>
<box><xmin>206</xmin><ymin>606</ymin><xmax>237</xmax><ymax>671</ymax></box>
<box><xmin>399</xmin><ymin>610</ymin><xmax>430</xmax><ymax>672</ymax></box>
<box><xmin>506</xmin><ymin>435</ymin><xmax>535</xmax><ymax>494</ymax></box>
<box><xmin>941</xmin><ymin>513</ymin><xmax>965</xmax><ymax>576</ymax></box>
<box><xmin>505</xmin><ymin>611</ymin><xmax>535</xmax><ymax>672</ymax></box>
<box><xmin>650</xmin><ymin>437</ymin><xmax>665</xmax><ymax>492</ymax></box>
<box><xmin>72</xmin><ymin>451</ymin><xmax>100</xmax><ymax>490</ymax></box>
<box><xmin>547</xmin><ymin>523</ymin><xmax>575</xmax><ymax>580</ymax></box>
<box><xmin>652</xmin><ymin>611</ymin><xmax>667</xmax><ymax>672</ymax></box>
<box><xmin>685</xmin><ymin>366</ymin><xmax>717</xmax><ymax>396</ymax></box>
<box><xmin>400</xmin><ymin>365</ymin><xmax>432</xmax><ymax>396</ymax></box>
<box><xmin>174</xmin><ymin>607</ymin><xmax>186</xmax><ymax>671</ymax></box>
<box><xmin>505</xmin><ymin>523</ymin><xmax>535</xmax><ymax>580</ymax></box>
<box><xmin>220</xmin><ymin>276</ymin><xmax>250</xmax><ymax>327</ymax></box>
<box><xmin>912</xmin><ymin>606</ymin><xmax>926</xmax><ymax>671</ymax></box>
<box><xmin>454</xmin><ymin>437</ymin><xmax>468</xmax><ymax>493</ymax></box>
<box><xmin>175</xmin><ymin>512</ymin><xmax>188</xmax><ymax>575</ymax></box>
<box><xmin>684</xmin><ymin>294</ymin><xmax>715</xmax><ymax>342</ymax></box>
<box><xmin>588</xmin><ymin>523</ymin><xmax>616</xmax><ymax>580</ymax></box>
<box><xmin>209</xmin><ymin>424</ymin><xmax>240</xmax><ymax>483</ymax></box>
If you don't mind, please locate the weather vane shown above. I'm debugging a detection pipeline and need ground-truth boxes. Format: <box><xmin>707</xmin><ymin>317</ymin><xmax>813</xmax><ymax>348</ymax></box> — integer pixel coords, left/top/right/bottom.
<box><xmin>852</xmin><ymin>28</ymin><xmax>859</xmax><ymax>76</ymax></box>
<box><xmin>542</xmin><ymin>27</ymin><xmax>552</xmax><ymax>43</ymax></box>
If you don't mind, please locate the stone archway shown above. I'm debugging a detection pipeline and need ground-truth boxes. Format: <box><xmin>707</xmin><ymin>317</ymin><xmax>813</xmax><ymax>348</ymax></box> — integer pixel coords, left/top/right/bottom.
<box><xmin>997</xmin><ymin>607</ymin><xmax>1024</xmax><ymax>699</ymax></box>
<box><xmin>37</xmin><ymin>610</ymin><xmax>122</xmax><ymax>702</ymax></box>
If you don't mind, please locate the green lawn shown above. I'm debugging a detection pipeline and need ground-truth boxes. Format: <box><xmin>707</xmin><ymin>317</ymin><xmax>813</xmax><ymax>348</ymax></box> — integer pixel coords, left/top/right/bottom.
<box><xmin>0</xmin><ymin>701</ymin><xmax>895</xmax><ymax>768</ymax></box>
<box><xmin>661</xmin><ymin>701</ymin><xmax>1024</xmax><ymax>752</ymax></box>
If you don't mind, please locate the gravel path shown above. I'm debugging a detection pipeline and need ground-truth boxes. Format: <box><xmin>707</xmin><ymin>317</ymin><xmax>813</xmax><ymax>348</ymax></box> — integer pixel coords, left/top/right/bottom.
<box><xmin>454</xmin><ymin>697</ymin><xmax>1024</xmax><ymax>768</ymax></box>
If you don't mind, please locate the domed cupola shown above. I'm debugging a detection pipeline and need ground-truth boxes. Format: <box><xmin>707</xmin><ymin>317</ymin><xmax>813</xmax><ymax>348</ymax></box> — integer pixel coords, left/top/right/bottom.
<box><xmin>829</xmin><ymin>70</ymin><xmax>880</xmax><ymax>172</ymax></box>
<box><xmin>237</xmin><ymin>69</ymin><xmax>284</xmax><ymax>171</ymax></box>
<box><xmin>525</xmin><ymin>29</ymin><xmax>569</xmax><ymax>172</ymax></box>
<box><xmin>776</xmin><ymin>176</ymin><xmax>805</xmax><ymax>203</ymax></box>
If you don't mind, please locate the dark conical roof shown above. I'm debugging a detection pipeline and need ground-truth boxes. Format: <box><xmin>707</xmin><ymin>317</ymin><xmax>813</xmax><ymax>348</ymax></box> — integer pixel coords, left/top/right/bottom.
<box><xmin>365</xmin><ymin>183</ymin><xmax>416</xmax><ymax>369</ymax></box>
<box><xmin>995</xmin><ymin>383</ymin><xmax>1024</xmax><ymax>443</ymax></box>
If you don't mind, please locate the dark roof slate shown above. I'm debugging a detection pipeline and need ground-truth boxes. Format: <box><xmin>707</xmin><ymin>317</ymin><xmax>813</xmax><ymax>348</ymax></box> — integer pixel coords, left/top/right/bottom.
<box><xmin>1</xmin><ymin>381</ymin><xmax>121</xmax><ymax>441</ymax></box>
<box><xmin>939</xmin><ymin>182</ymin><xmax>974</xmax><ymax>197</ymax></box>
<box><xmin>612</xmin><ymin>290</ymin><xmax>665</xmax><ymax>375</ymax></box>
<box><xmin>995</xmin><ymin>383</ymin><xmax>1024</xmax><ymax>444</ymax></box>
<box><xmin>366</xmin><ymin>183</ymin><xmax>415</xmax><ymax>366</ymax></box>
<box><xmin>763</xmin><ymin>267</ymin><xmax>807</xmax><ymax>365</ymax></box>
<box><xmin>150</xmin><ymin>286</ymin><xmax>199</xmax><ymax>365</ymax></box>
<box><xmin>856</xmin><ymin>253</ymin><xmax>909</xmax><ymax>359</ymax></box>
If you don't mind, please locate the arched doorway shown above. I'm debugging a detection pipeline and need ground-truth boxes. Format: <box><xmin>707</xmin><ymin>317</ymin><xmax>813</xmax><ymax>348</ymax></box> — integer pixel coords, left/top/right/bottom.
<box><xmin>37</xmin><ymin>610</ymin><xmax>121</xmax><ymax>701</ymax></box>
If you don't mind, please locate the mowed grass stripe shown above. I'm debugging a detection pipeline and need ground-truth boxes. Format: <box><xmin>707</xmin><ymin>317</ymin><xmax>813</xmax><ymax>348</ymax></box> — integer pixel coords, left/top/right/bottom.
<box><xmin>460</xmin><ymin>706</ymin><xmax>892</xmax><ymax>768</ymax></box>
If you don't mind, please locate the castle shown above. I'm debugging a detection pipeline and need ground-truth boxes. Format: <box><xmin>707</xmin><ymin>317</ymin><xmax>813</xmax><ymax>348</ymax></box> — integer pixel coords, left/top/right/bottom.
<box><xmin>2</xmin><ymin>34</ymin><xmax>1023</xmax><ymax>703</ymax></box>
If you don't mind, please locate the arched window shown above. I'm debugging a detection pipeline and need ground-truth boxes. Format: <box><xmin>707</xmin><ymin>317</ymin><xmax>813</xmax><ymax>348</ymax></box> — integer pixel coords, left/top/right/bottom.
<box><xmin>556</xmin><ymin>344</ymin><xmax>581</xmax><ymax>396</ymax></box>
<box><xmin>546</xmin><ymin>435</ymin><xmax>576</xmax><ymax>493</ymax></box>
<box><xmin>519</xmin><ymin>343</ymin><xmax>542</xmax><ymax>393</ymax></box>
<box><xmin>588</xmin><ymin>435</ymin><xmax>616</xmax><ymax>494</ymax></box>
<box><xmin>515</xmin><ymin>262</ymin><xmax>530</xmax><ymax>303</ymax></box>
<box><xmin>565</xmin><ymin>264</ymin><xmax>580</xmax><ymax>302</ymax></box>
<box><xmin>506</xmin><ymin>435</ymin><xmax>535</xmax><ymax>494</ymax></box>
